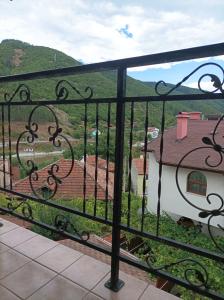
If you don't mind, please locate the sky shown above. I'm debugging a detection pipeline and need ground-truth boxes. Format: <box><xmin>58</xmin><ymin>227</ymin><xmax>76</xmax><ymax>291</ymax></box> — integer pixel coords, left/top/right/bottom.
<box><xmin>0</xmin><ymin>0</ymin><xmax>224</xmax><ymax>88</ymax></box>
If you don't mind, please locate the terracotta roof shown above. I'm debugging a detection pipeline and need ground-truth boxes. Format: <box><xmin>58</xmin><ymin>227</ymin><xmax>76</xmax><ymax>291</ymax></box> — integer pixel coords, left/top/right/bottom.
<box><xmin>86</xmin><ymin>155</ymin><xmax>115</xmax><ymax>173</ymax></box>
<box><xmin>13</xmin><ymin>158</ymin><xmax>114</xmax><ymax>200</ymax></box>
<box><xmin>132</xmin><ymin>158</ymin><xmax>148</xmax><ymax>175</ymax></box>
<box><xmin>147</xmin><ymin>119</ymin><xmax>224</xmax><ymax>173</ymax></box>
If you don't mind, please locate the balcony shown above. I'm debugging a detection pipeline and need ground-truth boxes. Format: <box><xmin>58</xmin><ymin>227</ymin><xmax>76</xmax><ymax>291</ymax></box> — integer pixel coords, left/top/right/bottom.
<box><xmin>0</xmin><ymin>217</ymin><xmax>178</xmax><ymax>300</ymax></box>
<box><xmin>0</xmin><ymin>42</ymin><xmax>223</xmax><ymax>299</ymax></box>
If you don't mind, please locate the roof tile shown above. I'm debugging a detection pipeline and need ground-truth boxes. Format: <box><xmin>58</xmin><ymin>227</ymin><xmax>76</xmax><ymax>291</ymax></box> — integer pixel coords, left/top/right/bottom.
<box><xmin>14</xmin><ymin>158</ymin><xmax>114</xmax><ymax>200</ymax></box>
<box><xmin>148</xmin><ymin>119</ymin><xmax>224</xmax><ymax>173</ymax></box>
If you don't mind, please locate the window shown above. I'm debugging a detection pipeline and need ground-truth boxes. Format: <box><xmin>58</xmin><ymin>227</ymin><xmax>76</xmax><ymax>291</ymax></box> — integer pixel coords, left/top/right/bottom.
<box><xmin>187</xmin><ymin>171</ymin><xmax>207</xmax><ymax>196</ymax></box>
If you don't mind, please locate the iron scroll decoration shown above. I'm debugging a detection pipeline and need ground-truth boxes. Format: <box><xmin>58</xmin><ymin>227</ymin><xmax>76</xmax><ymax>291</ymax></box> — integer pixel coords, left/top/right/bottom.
<box><xmin>55</xmin><ymin>79</ymin><xmax>93</xmax><ymax>100</ymax></box>
<box><xmin>54</xmin><ymin>214</ymin><xmax>90</xmax><ymax>241</ymax></box>
<box><xmin>16</xmin><ymin>105</ymin><xmax>75</xmax><ymax>200</ymax></box>
<box><xmin>5</xmin><ymin>198</ymin><xmax>90</xmax><ymax>241</ymax></box>
<box><xmin>175</xmin><ymin>138</ymin><xmax>224</xmax><ymax>253</ymax></box>
<box><xmin>4</xmin><ymin>84</ymin><xmax>31</xmax><ymax>103</ymax></box>
<box><xmin>159</xmin><ymin>62</ymin><xmax>224</xmax><ymax>253</ymax></box>
<box><xmin>14</xmin><ymin>79</ymin><xmax>94</xmax><ymax>198</ymax></box>
<box><xmin>3</xmin><ymin>79</ymin><xmax>93</xmax><ymax>102</ymax></box>
<box><xmin>149</xmin><ymin>62</ymin><xmax>224</xmax><ymax>291</ymax></box>
<box><xmin>146</xmin><ymin>254</ymin><xmax>209</xmax><ymax>289</ymax></box>
<box><xmin>7</xmin><ymin>197</ymin><xmax>33</xmax><ymax>220</ymax></box>
<box><xmin>155</xmin><ymin>62</ymin><xmax>224</xmax><ymax>96</ymax></box>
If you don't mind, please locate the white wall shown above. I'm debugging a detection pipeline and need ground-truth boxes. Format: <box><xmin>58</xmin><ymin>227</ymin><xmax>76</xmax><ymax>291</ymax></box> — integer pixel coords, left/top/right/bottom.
<box><xmin>131</xmin><ymin>165</ymin><xmax>149</xmax><ymax>196</ymax></box>
<box><xmin>0</xmin><ymin>160</ymin><xmax>10</xmax><ymax>188</ymax></box>
<box><xmin>147</xmin><ymin>152</ymin><xmax>224</xmax><ymax>229</ymax></box>
<box><xmin>131</xmin><ymin>164</ymin><xmax>138</xmax><ymax>195</ymax></box>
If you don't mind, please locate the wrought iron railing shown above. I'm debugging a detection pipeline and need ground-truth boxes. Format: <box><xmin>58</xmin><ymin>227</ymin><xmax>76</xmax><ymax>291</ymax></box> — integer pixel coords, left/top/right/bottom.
<box><xmin>0</xmin><ymin>42</ymin><xmax>224</xmax><ymax>299</ymax></box>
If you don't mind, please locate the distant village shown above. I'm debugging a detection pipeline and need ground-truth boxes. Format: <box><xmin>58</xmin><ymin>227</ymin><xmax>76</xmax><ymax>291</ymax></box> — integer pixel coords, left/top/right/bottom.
<box><xmin>0</xmin><ymin>111</ymin><xmax>223</xmax><ymax>235</ymax></box>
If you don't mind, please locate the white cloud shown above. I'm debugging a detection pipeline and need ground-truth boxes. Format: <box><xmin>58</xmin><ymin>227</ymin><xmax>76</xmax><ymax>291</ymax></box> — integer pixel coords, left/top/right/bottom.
<box><xmin>128</xmin><ymin>63</ymin><xmax>173</xmax><ymax>72</ymax></box>
<box><xmin>216</xmin><ymin>55</ymin><xmax>224</xmax><ymax>61</ymax></box>
<box><xmin>128</xmin><ymin>57</ymin><xmax>224</xmax><ymax>73</ymax></box>
<box><xmin>185</xmin><ymin>81</ymin><xmax>219</xmax><ymax>92</ymax></box>
<box><xmin>0</xmin><ymin>0</ymin><xmax>224</xmax><ymax>66</ymax></box>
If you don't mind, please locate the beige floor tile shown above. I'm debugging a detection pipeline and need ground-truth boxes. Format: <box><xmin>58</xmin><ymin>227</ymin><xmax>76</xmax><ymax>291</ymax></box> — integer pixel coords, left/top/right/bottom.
<box><xmin>0</xmin><ymin>249</ymin><xmax>30</xmax><ymax>279</ymax></box>
<box><xmin>27</xmin><ymin>275</ymin><xmax>88</xmax><ymax>300</ymax></box>
<box><xmin>35</xmin><ymin>244</ymin><xmax>83</xmax><ymax>273</ymax></box>
<box><xmin>0</xmin><ymin>227</ymin><xmax>37</xmax><ymax>247</ymax></box>
<box><xmin>0</xmin><ymin>285</ymin><xmax>21</xmax><ymax>300</ymax></box>
<box><xmin>62</xmin><ymin>255</ymin><xmax>110</xmax><ymax>290</ymax></box>
<box><xmin>15</xmin><ymin>235</ymin><xmax>57</xmax><ymax>259</ymax></box>
<box><xmin>92</xmin><ymin>271</ymin><xmax>148</xmax><ymax>300</ymax></box>
<box><xmin>83</xmin><ymin>292</ymin><xmax>104</xmax><ymax>300</ymax></box>
<box><xmin>0</xmin><ymin>242</ymin><xmax>9</xmax><ymax>254</ymax></box>
<box><xmin>0</xmin><ymin>220</ymin><xmax>18</xmax><ymax>235</ymax></box>
<box><xmin>140</xmin><ymin>285</ymin><xmax>179</xmax><ymax>300</ymax></box>
<box><xmin>1</xmin><ymin>261</ymin><xmax>56</xmax><ymax>299</ymax></box>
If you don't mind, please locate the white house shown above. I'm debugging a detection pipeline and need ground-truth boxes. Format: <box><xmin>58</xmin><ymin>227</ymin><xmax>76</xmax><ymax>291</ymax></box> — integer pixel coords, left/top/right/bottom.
<box><xmin>147</xmin><ymin>112</ymin><xmax>224</xmax><ymax>233</ymax></box>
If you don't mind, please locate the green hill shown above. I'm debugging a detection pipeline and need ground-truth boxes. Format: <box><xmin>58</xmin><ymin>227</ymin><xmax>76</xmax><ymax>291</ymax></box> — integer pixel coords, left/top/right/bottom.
<box><xmin>0</xmin><ymin>39</ymin><xmax>223</xmax><ymax>133</ymax></box>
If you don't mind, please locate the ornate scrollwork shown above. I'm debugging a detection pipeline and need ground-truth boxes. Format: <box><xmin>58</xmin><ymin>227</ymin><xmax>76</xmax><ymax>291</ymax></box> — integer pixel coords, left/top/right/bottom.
<box><xmin>198</xmin><ymin>193</ymin><xmax>224</xmax><ymax>253</ymax></box>
<box><xmin>155</xmin><ymin>62</ymin><xmax>224</xmax><ymax>96</ymax></box>
<box><xmin>6</xmin><ymin>197</ymin><xmax>33</xmax><ymax>219</ymax></box>
<box><xmin>4</xmin><ymin>84</ymin><xmax>31</xmax><ymax>102</ymax></box>
<box><xmin>55</xmin><ymin>80</ymin><xmax>93</xmax><ymax>100</ymax></box>
<box><xmin>146</xmin><ymin>255</ymin><xmax>209</xmax><ymax>288</ymax></box>
<box><xmin>175</xmin><ymin>114</ymin><xmax>224</xmax><ymax>253</ymax></box>
<box><xmin>202</xmin><ymin>114</ymin><xmax>224</xmax><ymax>167</ymax></box>
<box><xmin>54</xmin><ymin>214</ymin><xmax>89</xmax><ymax>241</ymax></box>
<box><xmin>16</xmin><ymin>105</ymin><xmax>74</xmax><ymax>199</ymax></box>
<box><xmin>156</xmin><ymin>62</ymin><xmax>224</xmax><ymax>252</ymax></box>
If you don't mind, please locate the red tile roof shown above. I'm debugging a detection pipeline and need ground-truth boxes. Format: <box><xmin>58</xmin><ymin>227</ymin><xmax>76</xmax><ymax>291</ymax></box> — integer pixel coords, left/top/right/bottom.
<box><xmin>13</xmin><ymin>158</ymin><xmax>114</xmax><ymax>200</ymax></box>
<box><xmin>147</xmin><ymin>119</ymin><xmax>224</xmax><ymax>173</ymax></box>
<box><xmin>132</xmin><ymin>158</ymin><xmax>148</xmax><ymax>175</ymax></box>
<box><xmin>86</xmin><ymin>155</ymin><xmax>115</xmax><ymax>173</ymax></box>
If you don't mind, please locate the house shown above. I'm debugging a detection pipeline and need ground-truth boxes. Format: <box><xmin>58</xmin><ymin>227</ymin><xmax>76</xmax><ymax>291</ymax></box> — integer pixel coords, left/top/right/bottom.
<box><xmin>147</xmin><ymin>127</ymin><xmax>159</xmax><ymax>139</ymax></box>
<box><xmin>131</xmin><ymin>156</ymin><xmax>148</xmax><ymax>196</ymax></box>
<box><xmin>13</xmin><ymin>158</ymin><xmax>114</xmax><ymax>200</ymax></box>
<box><xmin>147</xmin><ymin>112</ymin><xmax>224</xmax><ymax>232</ymax></box>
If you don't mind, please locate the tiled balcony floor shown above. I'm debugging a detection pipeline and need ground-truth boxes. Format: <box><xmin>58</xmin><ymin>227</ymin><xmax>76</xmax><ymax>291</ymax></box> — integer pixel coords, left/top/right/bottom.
<box><xmin>0</xmin><ymin>218</ymin><xmax>179</xmax><ymax>300</ymax></box>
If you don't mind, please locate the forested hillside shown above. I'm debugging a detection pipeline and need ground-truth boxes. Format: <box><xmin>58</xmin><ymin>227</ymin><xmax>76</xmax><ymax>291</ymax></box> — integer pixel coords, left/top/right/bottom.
<box><xmin>0</xmin><ymin>39</ymin><xmax>223</xmax><ymax>134</ymax></box>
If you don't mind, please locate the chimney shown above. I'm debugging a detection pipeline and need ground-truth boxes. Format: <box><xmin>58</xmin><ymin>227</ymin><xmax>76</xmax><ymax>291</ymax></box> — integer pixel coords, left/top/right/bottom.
<box><xmin>188</xmin><ymin>112</ymin><xmax>201</xmax><ymax>120</ymax></box>
<box><xmin>176</xmin><ymin>112</ymin><xmax>189</xmax><ymax>140</ymax></box>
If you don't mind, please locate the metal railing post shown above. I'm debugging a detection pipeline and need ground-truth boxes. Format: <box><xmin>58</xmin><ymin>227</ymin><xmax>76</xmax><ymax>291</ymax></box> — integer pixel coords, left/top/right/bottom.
<box><xmin>104</xmin><ymin>67</ymin><xmax>126</xmax><ymax>292</ymax></box>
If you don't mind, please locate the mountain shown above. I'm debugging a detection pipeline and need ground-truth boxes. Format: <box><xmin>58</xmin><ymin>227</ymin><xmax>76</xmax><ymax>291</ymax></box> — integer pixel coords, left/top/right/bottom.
<box><xmin>143</xmin><ymin>81</ymin><xmax>224</xmax><ymax>123</ymax></box>
<box><xmin>143</xmin><ymin>81</ymin><xmax>202</xmax><ymax>94</ymax></box>
<box><xmin>0</xmin><ymin>39</ymin><xmax>223</xmax><ymax>135</ymax></box>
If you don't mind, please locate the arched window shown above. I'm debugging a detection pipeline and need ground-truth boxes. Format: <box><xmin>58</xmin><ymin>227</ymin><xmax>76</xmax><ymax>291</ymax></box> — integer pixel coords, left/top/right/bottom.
<box><xmin>187</xmin><ymin>171</ymin><xmax>207</xmax><ymax>196</ymax></box>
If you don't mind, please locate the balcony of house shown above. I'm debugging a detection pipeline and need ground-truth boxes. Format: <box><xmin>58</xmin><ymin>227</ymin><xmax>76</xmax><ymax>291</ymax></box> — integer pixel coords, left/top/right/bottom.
<box><xmin>0</xmin><ymin>217</ymin><xmax>178</xmax><ymax>300</ymax></box>
<box><xmin>0</xmin><ymin>42</ymin><xmax>223</xmax><ymax>300</ymax></box>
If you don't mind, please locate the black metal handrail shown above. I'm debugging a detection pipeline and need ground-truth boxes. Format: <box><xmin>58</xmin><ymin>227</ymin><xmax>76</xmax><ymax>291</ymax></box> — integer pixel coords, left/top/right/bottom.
<box><xmin>0</xmin><ymin>42</ymin><xmax>223</xmax><ymax>83</ymax></box>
